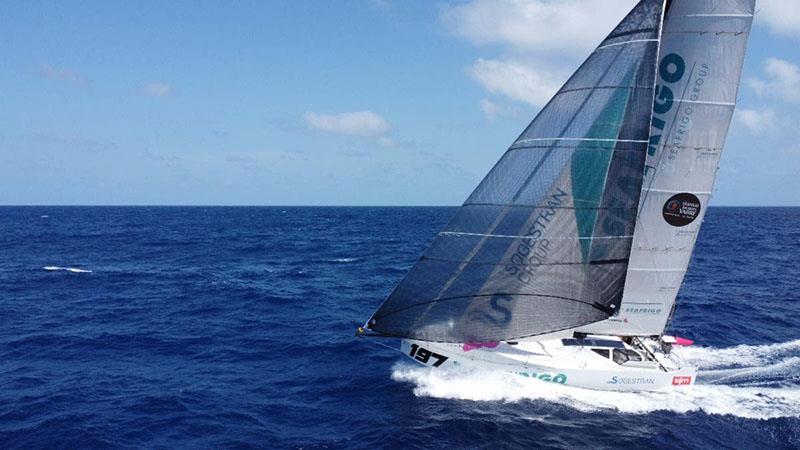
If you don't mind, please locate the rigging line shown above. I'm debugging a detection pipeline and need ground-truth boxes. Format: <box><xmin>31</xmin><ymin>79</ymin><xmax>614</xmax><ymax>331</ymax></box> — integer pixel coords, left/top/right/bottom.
<box><xmin>425</xmin><ymin>44</ymin><xmax>630</xmax><ymax>306</ymax></box>
<box><xmin>357</xmin><ymin>333</ymin><xmax>409</xmax><ymax>357</ymax></box>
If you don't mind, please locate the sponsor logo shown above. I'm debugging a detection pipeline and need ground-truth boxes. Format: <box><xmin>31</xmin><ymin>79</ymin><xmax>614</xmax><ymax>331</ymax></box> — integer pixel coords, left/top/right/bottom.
<box><xmin>607</xmin><ymin>376</ymin><xmax>655</xmax><ymax>385</ymax></box>
<box><xmin>505</xmin><ymin>189</ymin><xmax>569</xmax><ymax>284</ymax></box>
<box><xmin>672</xmin><ymin>376</ymin><xmax>692</xmax><ymax>386</ymax></box>
<box><xmin>517</xmin><ymin>372</ymin><xmax>567</xmax><ymax>385</ymax></box>
<box><xmin>649</xmin><ymin>53</ymin><xmax>687</xmax><ymax>157</ymax></box>
<box><xmin>662</xmin><ymin>193</ymin><xmax>701</xmax><ymax>227</ymax></box>
<box><xmin>623</xmin><ymin>306</ymin><xmax>663</xmax><ymax>315</ymax></box>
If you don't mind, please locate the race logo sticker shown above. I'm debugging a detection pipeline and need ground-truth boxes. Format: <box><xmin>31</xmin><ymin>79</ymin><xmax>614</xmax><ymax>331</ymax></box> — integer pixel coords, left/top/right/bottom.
<box><xmin>662</xmin><ymin>193</ymin><xmax>701</xmax><ymax>227</ymax></box>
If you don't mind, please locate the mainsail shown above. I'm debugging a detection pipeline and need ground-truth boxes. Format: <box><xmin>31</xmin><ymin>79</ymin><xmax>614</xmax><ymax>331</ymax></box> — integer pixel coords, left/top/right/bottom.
<box><xmin>578</xmin><ymin>0</ymin><xmax>756</xmax><ymax>337</ymax></box>
<box><xmin>365</xmin><ymin>0</ymin><xmax>665</xmax><ymax>342</ymax></box>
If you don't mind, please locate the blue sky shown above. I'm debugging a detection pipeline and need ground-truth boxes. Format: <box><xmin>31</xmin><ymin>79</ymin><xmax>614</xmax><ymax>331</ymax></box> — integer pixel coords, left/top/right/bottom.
<box><xmin>1</xmin><ymin>0</ymin><xmax>798</xmax><ymax>205</ymax></box>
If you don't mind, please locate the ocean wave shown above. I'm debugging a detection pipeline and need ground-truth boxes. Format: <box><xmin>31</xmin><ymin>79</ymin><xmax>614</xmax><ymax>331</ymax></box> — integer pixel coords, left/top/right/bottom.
<box><xmin>332</xmin><ymin>257</ymin><xmax>359</xmax><ymax>263</ymax></box>
<box><xmin>391</xmin><ymin>339</ymin><xmax>800</xmax><ymax>419</ymax></box>
<box><xmin>42</xmin><ymin>266</ymin><xmax>92</xmax><ymax>273</ymax></box>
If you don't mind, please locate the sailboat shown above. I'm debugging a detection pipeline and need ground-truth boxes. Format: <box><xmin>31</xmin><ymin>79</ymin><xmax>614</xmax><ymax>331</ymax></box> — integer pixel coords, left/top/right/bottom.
<box><xmin>358</xmin><ymin>0</ymin><xmax>755</xmax><ymax>391</ymax></box>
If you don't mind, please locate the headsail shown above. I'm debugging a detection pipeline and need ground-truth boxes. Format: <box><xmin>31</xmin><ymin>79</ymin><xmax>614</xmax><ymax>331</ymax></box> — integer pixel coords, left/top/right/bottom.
<box><xmin>578</xmin><ymin>0</ymin><xmax>756</xmax><ymax>336</ymax></box>
<box><xmin>365</xmin><ymin>0</ymin><xmax>665</xmax><ymax>343</ymax></box>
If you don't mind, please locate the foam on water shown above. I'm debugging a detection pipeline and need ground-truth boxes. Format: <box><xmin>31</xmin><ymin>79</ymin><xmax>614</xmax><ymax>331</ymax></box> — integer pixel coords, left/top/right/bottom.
<box><xmin>42</xmin><ymin>266</ymin><xmax>92</xmax><ymax>273</ymax></box>
<box><xmin>391</xmin><ymin>339</ymin><xmax>800</xmax><ymax>419</ymax></box>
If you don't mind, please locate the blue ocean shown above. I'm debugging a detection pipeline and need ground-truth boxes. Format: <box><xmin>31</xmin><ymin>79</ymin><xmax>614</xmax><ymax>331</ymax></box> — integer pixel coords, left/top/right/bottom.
<box><xmin>1</xmin><ymin>206</ymin><xmax>798</xmax><ymax>449</ymax></box>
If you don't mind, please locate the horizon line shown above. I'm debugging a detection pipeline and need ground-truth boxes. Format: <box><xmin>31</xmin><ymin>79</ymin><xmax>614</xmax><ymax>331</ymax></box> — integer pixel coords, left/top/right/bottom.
<box><xmin>1</xmin><ymin>204</ymin><xmax>799</xmax><ymax>208</ymax></box>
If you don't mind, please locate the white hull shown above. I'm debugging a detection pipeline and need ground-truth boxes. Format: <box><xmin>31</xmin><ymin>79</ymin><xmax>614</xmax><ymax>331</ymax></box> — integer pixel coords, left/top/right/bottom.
<box><xmin>400</xmin><ymin>335</ymin><xmax>696</xmax><ymax>392</ymax></box>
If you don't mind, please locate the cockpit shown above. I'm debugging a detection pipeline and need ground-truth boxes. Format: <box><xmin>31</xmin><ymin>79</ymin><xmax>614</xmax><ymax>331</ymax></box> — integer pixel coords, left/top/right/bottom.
<box><xmin>562</xmin><ymin>338</ymin><xmax>651</xmax><ymax>366</ymax></box>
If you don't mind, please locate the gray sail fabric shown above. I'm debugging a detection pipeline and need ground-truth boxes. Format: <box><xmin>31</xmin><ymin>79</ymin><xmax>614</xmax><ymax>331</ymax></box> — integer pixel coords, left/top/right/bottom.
<box><xmin>578</xmin><ymin>0</ymin><xmax>756</xmax><ymax>337</ymax></box>
<box><xmin>367</xmin><ymin>0</ymin><xmax>664</xmax><ymax>343</ymax></box>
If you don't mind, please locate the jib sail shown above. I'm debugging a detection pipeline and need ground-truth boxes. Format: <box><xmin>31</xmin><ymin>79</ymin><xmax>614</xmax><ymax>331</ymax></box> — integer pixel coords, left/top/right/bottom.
<box><xmin>578</xmin><ymin>0</ymin><xmax>756</xmax><ymax>337</ymax></box>
<box><xmin>365</xmin><ymin>0</ymin><xmax>664</xmax><ymax>342</ymax></box>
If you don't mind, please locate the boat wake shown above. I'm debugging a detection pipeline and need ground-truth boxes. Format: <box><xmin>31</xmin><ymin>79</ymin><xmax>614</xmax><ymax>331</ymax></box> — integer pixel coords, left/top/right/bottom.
<box><xmin>42</xmin><ymin>266</ymin><xmax>92</xmax><ymax>273</ymax></box>
<box><xmin>391</xmin><ymin>339</ymin><xmax>800</xmax><ymax>419</ymax></box>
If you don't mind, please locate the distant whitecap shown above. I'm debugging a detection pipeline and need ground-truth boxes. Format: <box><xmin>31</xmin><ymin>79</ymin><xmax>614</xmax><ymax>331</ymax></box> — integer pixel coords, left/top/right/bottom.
<box><xmin>42</xmin><ymin>266</ymin><xmax>92</xmax><ymax>273</ymax></box>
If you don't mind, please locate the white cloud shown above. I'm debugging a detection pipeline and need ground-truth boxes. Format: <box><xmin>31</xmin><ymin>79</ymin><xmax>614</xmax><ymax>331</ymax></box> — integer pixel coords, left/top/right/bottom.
<box><xmin>442</xmin><ymin>1</ymin><xmax>636</xmax><ymax>109</ymax></box>
<box><xmin>141</xmin><ymin>82</ymin><xmax>172</xmax><ymax>97</ymax></box>
<box><xmin>757</xmin><ymin>0</ymin><xmax>800</xmax><ymax>37</ymax></box>
<box><xmin>303</xmin><ymin>110</ymin><xmax>392</xmax><ymax>137</ymax></box>
<box><xmin>442</xmin><ymin>0</ymin><xmax>637</xmax><ymax>55</ymax></box>
<box><xmin>40</xmin><ymin>64</ymin><xmax>87</xmax><ymax>87</ymax></box>
<box><xmin>479</xmin><ymin>99</ymin><xmax>501</xmax><ymax>120</ymax></box>
<box><xmin>469</xmin><ymin>58</ymin><xmax>563</xmax><ymax>107</ymax></box>
<box><xmin>377</xmin><ymin>136</ymin><xmax>397</xmax><ymax>147</ymax></box>
<box><xmin>747</xmin><ymin>58</ymin><xmax>800</xmax><ymax>103</ymax></box>
<box><xmin>367</xmin><ymin>0</ymin><xmax>391</xmax><ymax>10</ymax></box>
<box><xmin>735</xmin><ymin>108</ymin><xmax>777</xmax><ymax>135</ymax></box>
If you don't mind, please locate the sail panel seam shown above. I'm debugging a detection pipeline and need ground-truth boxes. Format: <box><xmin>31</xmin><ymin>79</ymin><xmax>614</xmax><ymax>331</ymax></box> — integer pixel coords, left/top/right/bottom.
<box><xmin>514</xmin><ymin>138</ymin><xmax>648</xmax><ymax>144</ymax></box>
<box><xmin>645</xmin><ymin>188</ymin><xmax>712</xmax><ymax>194</ymax></box>
<box><xmin>596</xmin><ymin>38</ymin><xmax>659</xmax><ymax>50</ymax></box>
<box><xmin>421</xmin><ymin>255</ymin><xmax>629</xmax><ymax>266</ymax></box>
<box><xmin>372</xmin><ymin>293</ymin><xmax>614</xmax><ymax>323</ymax></box>
<box><xmin>672</xmin><ymin>14</ymin><xmax>754</xmax><ymax>18</ymax></box>
<box><xmin>463</xmin><ymin>202</ymin><xmax>634</xmax><ymax>209</ymax></box>
<box><xmin>557</xmin><ymin>85</ymin><xmax>653</xmax><ymax>95</ymax></box>
<box><xmin>604</xmin><ymin>27</ymin><xmax>658</xmax><ymax>40</ymax></box>
<box><xmin>677</xmin><ymin>99</ymin><xmax>736</xmax><ymax>106</ymax></box>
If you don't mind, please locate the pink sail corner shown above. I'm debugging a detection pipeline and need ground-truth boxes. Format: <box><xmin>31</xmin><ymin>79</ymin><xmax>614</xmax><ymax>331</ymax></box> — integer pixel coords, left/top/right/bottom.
<box><xmin>462</xmin><ymin>341</ymin><xmax>500</xmax><ymax>352</ymax></box>
<box><xmin>674</xmin><ymin>336</ymin><xmax>694</xmax><ymax>346</ymax></box>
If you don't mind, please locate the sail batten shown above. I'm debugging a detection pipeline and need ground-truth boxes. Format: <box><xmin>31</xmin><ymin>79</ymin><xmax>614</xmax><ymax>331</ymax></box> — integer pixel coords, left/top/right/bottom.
<box><xmin>513</xmin><ymin>138</ymin><xmax>649</xmax><ymax>144</ymax></box>
<box><xmin>366</xmin><ymin>0</ymin><xmax>665</xmax><ymax>342</ymax></box>
<box><xmin>597</xmin><ymin>39</ymin><xmax>660</xmax><ymax>50</ymax></box>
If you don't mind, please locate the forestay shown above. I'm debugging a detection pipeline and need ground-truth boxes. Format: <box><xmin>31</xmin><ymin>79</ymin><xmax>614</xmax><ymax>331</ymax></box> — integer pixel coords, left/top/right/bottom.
<box><xmin>578</xmin><ymin>0</ymin><xmax>756</xmax><ymax>337</ymax></box>
<box><xmin>366</xmin><ymin>0</ymin><xmax>664</xmax><ymax>342</ymax></box>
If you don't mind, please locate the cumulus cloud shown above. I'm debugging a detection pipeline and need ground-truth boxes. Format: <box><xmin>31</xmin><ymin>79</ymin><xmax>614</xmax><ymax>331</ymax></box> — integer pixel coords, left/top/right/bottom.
<box><xmin>40</xmin><ymin>64</ymin><xmax>87</xmax><ymax>87</ymax></box>
<box><xmin>442</xmin><ymin>0</ymin><xmax>635</xmax><ymax>110</ymax></box>
<box><xmin>303</xmin><ymin>110</ymin><xmax>392</xmax><ymax>137</ymax></box>
<box><xmin>747</xmin><ymin>58</ymin><xmax>800</xmax><ymax>103</ymax></box>
<box><xmin>479</xmin><ymin>99</ymin><xmax>502</xmax><ymax>120</ymax></box>
<box><xmin>442</xmin><ymin>0</ymin><xmax>637</xmax><ymax>54</ymax></box>
<box><xmin>735</xmin><ymin>108</ymin><xmax>777</xmax><ymax>135</ymax></box>
<box><xmin>469</xmin><ymin>58</ymin><xmax>563</xmax><ymax>107</ymax></box>
<box><xmin>141</xmin><ymin>82</ymin><xmax>172</xmax><ymax>97</ymax></box>
<box><xmin>757</xmin><ymin>0</ymin><xmax>800</xmax><ymax>37</ymax></box>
